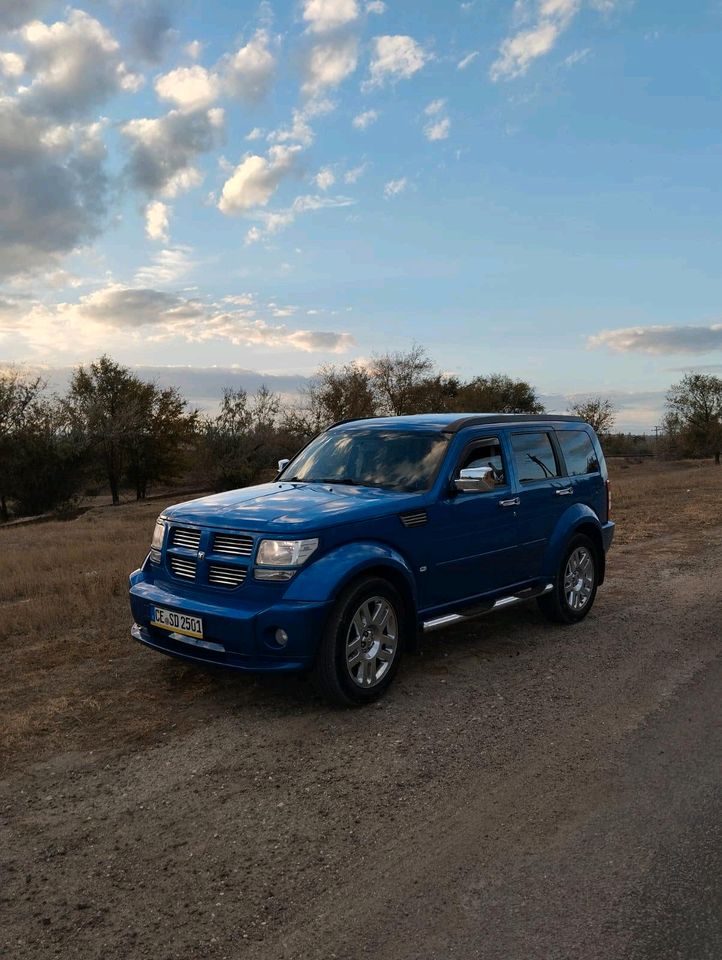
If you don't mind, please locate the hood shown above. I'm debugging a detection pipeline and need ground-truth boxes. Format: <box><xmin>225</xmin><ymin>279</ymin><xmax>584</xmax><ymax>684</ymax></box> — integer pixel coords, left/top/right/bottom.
<box><xmin>162</xmin><ymin>481</ymin><xmax>417</xmax><ymax>533</ymax></box>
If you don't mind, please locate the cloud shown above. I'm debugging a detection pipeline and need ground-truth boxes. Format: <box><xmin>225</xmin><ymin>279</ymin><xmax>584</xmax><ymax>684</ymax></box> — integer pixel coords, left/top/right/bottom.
<box><xmin>457</xmin><ymin>51</ymin><xmax>479</xmax><ymax>70</ymax></box>
<box><xmin>185</xmin><ymin>40</ymin><xmax>203</xmax><ymax>60</ymax></box>
<box><xmin>145</xmin><ymin>201</ymin><xmax>170</xmax><ymax>241</ymax></box>
<box><xmin>134</xmin><ymin>246</ymin><xmax>196</xmax><ymax>285</ymax></box>
<box><xmin>122</xmin><ymin>106</ymin><xmax>224</xmax><ymax>197</ymax></box>
<box><xmin>0</xmin><ymin>101</ymin><xmax>108</xmax><ymax>280</ymax></box>
<box><xmin>425</xmin><ymin>98</ymin><xmax>445</xmax><ymax>116</ymax></box>
<box><xmin>366</xmin><ymin>1</ymin><xmax>386</xmax><ymax>13</ymax></box>
<box><xmin>302</xmin><ymin>0</ymin><xmax>360</xmax><ymax>34</ymax></box>
<box><xmin>218</xmin><ymin>144</ymin><xmax>301</xmax><ymax>215</ymax></box>
<box><xmin>0</xmin><ymin>0</ymin><xmax>50</xmax><ymax>32</ymax></box>
<box><xmin>366</xmin><ymin>35</ymin><xmax>428</xmax><ymax>87</ymax></box>
<box><xmin>315</xmin><ymin>167</ymin><xmax>335</xmax><ymax>190</ymax></box>
<box><xmin>223</xmin><ymin>29</ymin><xmax>276</xmax><ymax>104</ymax></box>
<box><xmin>384</xmin><ymin>177</ymin><xmax>408</xmax><ymax>198</ymax></box>
<box><xmin>129</xmin><ymin>3</ymin><xmax>175</xmax><ymax>64</ymax></box>
<box><xmin>491</xmin><ymin>0</ymin><xmax>581</xmax><ymax>81</ymax></box>
<box><xmin>246</xmin><ymin>126</ymin><xmax>264</xmax><ymax>140</ymax></box>
<box><xmin>424</xmin><ymin>115</ymin><xmax>450</xmax><ymax>141</ymax></box>
<box><xmin>344</xmin><ymin>162</ymin><xmax>368</xmax><ymax>183</ymax></box>
<box><xmin>303</xmin><ymin>34</ymin><xmax>358</xmax><ymax>95</ymax></box>
<box><xmin>19</xmin><ymin>10</ymin><xmax>142</xmax><ymax>119</ymax></box>
<box><xmin>589</xmin><ymin>324</ymin><xmax>722</xmax><ymax>355</ymax></box>
<box><xmin>245</xmin><ymin>193</ymin><xmax>356</xmax><ymax>243</ymax></box>
<box><xmin>155</xmin><ymin>64</ymin><xmax>220</xmax><ymax>111</ymax></box>
<box><xmin>353</xmin><ymin>108</ymin><xmax>378</xmax><ymax>130</ymax></box>
<box><xmin>0</xmin><ymin>51</ymin><xmax>25</xmax><ymax>77</ymax></box>
<box><xmin>1</xmin><ymin>285</ymin><xmax>356</xmax><ymax>356</ymax></box>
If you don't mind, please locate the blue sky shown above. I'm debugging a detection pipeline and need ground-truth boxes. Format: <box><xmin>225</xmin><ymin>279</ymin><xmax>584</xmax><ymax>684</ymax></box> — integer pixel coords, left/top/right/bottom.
<box><xmin>2</xmin><ymin>0</ymin><xmax>722</xmax><ymax>429</ymax></box>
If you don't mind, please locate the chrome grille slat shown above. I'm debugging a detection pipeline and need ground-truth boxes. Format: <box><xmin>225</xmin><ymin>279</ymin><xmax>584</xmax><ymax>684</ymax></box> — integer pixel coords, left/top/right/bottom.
<box><xmin>171</xmin><ymin>527</ymin><xmax>202</xmax><ymax>549</ymax></box>
<box><xmin>169</xmin><ymin>556</ymin><xmax>197</xmax><ymax>580</ymax></box>
<box><xmin>208</xmin><ymin>564</ymin><xmax>247</xmax><ymax>588</ymax></box>
<box><xmin>212</xmin><ymin>533</ymin><xmax>254</xmax><ymax>557</ymax></box>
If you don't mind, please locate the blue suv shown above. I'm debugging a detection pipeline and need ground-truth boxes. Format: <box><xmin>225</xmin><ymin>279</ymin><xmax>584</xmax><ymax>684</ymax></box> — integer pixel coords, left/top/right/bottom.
<box><xmin>129</xmin><ymin>414</ymin><xmax>614</xmax><ymax>705</ymax></box>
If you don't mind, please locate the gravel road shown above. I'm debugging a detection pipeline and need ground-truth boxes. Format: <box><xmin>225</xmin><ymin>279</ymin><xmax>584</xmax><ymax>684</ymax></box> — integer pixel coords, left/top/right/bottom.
<box><xmin>2</xmin><ymin>525</ymin><xmax>721</xmax><ymax>960</ymax></box>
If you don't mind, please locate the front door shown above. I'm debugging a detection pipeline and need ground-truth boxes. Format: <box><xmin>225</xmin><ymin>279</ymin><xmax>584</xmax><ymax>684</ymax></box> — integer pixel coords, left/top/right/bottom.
<box><xmin>426</xmin><ymin>435</ymin><xmax>520</xmax><ymax>608</ymax></box>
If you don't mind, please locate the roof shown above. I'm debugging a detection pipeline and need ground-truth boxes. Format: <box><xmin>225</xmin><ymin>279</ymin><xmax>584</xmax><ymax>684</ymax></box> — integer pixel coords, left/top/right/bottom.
<box><xmin>328</xmin><ymin>413</ymin><xmax>585</xmax><ymax>433</ymax></box>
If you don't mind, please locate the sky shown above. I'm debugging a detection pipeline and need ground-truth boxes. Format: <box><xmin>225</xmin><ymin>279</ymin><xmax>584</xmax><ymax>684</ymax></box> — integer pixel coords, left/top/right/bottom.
<box><xmin>2</xmin><ymin>0</ymin><xmax>722</xmax><ymax>430</ymax></box>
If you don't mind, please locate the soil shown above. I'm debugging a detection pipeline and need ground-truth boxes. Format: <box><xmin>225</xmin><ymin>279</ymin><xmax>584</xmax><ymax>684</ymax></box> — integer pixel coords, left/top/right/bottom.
<box><xmin>1</xmin><ymin>462</ymin><xmax>721</xmax><ymax>959</ymax></box>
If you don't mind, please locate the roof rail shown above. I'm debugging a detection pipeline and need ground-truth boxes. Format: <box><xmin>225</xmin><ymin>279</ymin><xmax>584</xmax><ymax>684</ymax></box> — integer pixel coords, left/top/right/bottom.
<box><xmin>445</xmin><ymin>414</ymin><xmax>584</xmax><ymax>432</ymax></box>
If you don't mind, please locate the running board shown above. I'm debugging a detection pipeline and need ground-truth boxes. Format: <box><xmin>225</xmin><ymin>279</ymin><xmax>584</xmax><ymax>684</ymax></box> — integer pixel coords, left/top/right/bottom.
<box><xmin>422</xmin><ymin>583</ymin><xmax>554</xmax><ymax>633</ymax></box>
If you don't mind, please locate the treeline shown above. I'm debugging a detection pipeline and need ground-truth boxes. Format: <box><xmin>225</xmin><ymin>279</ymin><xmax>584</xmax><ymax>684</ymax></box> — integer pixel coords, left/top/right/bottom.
<box><xmin>1</xmin><ymin>352</ymin><xmax>721</xmax><ymax>520</ymax></box>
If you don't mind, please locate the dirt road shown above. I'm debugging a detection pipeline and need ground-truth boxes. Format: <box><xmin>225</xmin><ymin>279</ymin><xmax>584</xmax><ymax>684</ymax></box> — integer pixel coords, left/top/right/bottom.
<box><xmin>2</xmin><ymin>517</ymin><xmax>721</xmax><ymax>958</ymax></box>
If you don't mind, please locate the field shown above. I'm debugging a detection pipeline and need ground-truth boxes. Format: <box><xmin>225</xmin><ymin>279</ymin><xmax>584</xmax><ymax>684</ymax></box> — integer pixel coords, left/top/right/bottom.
<box><xmin>2</xmin><ymin>459</ymin><xmax>721</xmax><ymax>959</ymax></box>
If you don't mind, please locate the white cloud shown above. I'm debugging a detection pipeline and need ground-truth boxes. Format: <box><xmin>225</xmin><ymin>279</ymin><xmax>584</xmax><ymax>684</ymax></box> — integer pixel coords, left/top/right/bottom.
<box><xmin>1</xmin><ymin>284</ymin><xmax>355</xmax><ymax>356</ymax></box>
<box><xmin>223</xmin><ymin>29</ymin><xmax>276</xmax><ymax>104</ymax></box>
<box><xmin>366</xmin><ymin>35</ymin><xmax>428</xmax><ymax>87</ymax></box>
<box><xmin>366</xmin><ymin>1</ymin><xmax>386</xmax><ymax>13</ymax></box>
<box><xmin>457</xmin><ymin>51</ymin><xmax>479</xmax><ymax>70</ymax></box>
<box><xmin>144</xmin><ymin>201</ymin><xmax>171</xmax><ymax>242</ymax></box>
<box><xmin>563</xmin><ymin>47</ymin><xmax>590</xmax><ymax>67</ymax></box>
<box><xmin>122</xmin><ymin>107</ymin><xmax>224</xmax><ymax>198</ymax></box>
<box><xmin>155</xmin><ymin>65</ymin><xmax>220</xmax><ymax>112</ymax></box>
<box><xmin>425</xmin><ymin>98</ymin><xmax>446</xmax><ymax>116</ymax></box>
<box><xmin>185</xmin><ymin>40</ymin><xmax>203</xmax><ymax>60</ymax></box>
<box><xmin>344</xmin><ymin>162</ymin><xmax>368</xmax><ymax>183</ymax></box>
<box><xmin>424</xmin><ymin>115</ymin><xmax>450</xmax><ymax>141</ymax></box>
<box><xmin>491</xmin><ymin>0</ymin><xmax>581</xmax><ymax>81</ymax></box>
<box><xmin>218</xmin><ymin>145</ymin><xmax>301</xmax><ymax>215</ymax></box>
<box><xmin>315</xmin><ymin>167</ymin><xmax>335</xmax><ymax>190</ymax></box>
<box><xmin>245</xmin><ymin>193</ymin><xmax>356</xmax><ymax>243</ymax></box>
<box><xmin>353</xmin><ymin>108</ymin><xmax>378</xmax><ymax>130</ymax></box>
<box><xmin>246</xmin><ymin>126</ymin><xmax>264</xmax><ymax>140</ymax></box>
<box><xmin>384</xmin><ymin>177</ymin><xmax>408</xmax><ymax>198</ymax></box>
<box><xmin>0</xmin><ymin>52</ymin><xmax>25</xmax><ymax>78</ymax></box>
<box><xmin>19</xmin><ymin>10</ymin><xmax>143</xmax><ymax>119</ymax></box>
<box><xmin>303</xmin><ymin>35</ymin><xmax>358</xmax><ymax>95</ymax></box>
<box><xmin>589</xmin><ymin>325</ymin><xmax>722</xmax><ymax>355</ymax></box>
<box><xmin>302</xmin><ymin>0</ymin><xmax>359</xmax><ymax>34</ymax></box>
<box><xmin>134</xmin><ymin>246</ymin><xmax>196</xmax><ymax>286</ymax></box>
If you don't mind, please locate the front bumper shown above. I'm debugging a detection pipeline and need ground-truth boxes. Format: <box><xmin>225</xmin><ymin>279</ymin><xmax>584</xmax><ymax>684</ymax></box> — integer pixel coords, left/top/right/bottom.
<box><xmin>129</xmin><ymin>572</ymin><xmax>331</xmax><ymax>673</ymax></box>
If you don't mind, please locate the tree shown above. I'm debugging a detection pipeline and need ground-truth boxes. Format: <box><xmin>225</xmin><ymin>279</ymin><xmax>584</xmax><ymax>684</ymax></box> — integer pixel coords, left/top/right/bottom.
<box><xmin>453</xmin><ymin>374</ymin><xmax>544</xmax><ymax>414</ymax></box>
<box><xmin>569</xmin><ymin>396</ymin><xmax>617</xmax><ymax>437</ymax></box>
<box><xmin>67</xmin><ymin>355</ymin><xmax>195</xmax><ymax>504</ymax></box>
<box><xmin>0</xmin><ymin>370</ymin><xmax>44</xmax><ymax>520</ymax></box>
<box><xmin>666</xmin><ymin>373</ymin><xmax>722</xmax><ymax>464</ymax></box>
<box><xmin>369</xmin><ymin>344</ymin><xmax>440</xmax><ymax>415</ymax></box>
<box><xmin>302</xmin><ymin>361</ymin><xmax>376</xmax><ymax>430</ymax></box>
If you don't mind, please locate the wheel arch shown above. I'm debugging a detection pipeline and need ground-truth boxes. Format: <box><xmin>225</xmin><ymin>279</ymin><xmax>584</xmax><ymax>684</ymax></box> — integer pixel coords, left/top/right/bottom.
<box><xmin>543</xmin><ymin>506</ymin><xmax>607</xmax><ymax>586</ymax></box>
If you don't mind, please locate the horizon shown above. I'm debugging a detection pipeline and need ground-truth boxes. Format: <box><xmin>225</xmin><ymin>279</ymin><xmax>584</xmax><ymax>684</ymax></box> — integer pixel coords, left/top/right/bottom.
<box><xmin>3</xmin><ymin>1</ymin><xmax>722</xmax><ymax>432</ymax></box>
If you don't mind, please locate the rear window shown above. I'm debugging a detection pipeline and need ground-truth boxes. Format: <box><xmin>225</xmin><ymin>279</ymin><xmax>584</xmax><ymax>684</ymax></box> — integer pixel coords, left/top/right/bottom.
<box><xmin>557</xmin><ymin>430</ymin><xmax>600</xmax><ymax>476</ymax></box>
<box><xmin>511</xmin><ymin>432</ymin><xmax>560</xmax><ymax>482</ymax></box>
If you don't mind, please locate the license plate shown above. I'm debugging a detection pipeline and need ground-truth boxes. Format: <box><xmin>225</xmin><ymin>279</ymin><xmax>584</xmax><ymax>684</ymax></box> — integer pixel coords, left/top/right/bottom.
<box><xmin>151</xmin><ymin>607</ymin><xmax>203</xmax><ymax>639</ymax></box>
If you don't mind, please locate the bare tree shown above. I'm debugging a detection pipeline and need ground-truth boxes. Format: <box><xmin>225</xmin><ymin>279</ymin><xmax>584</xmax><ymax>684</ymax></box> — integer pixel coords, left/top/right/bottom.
<box><xmin>569</xmin><ymin>396</ymin><xmax>617</xmax><ymax>437</ymax></box>
<box><xmin>454</xmin><ymin>374</ymin><xmax>544</xmax><ymax>414</ymax></box>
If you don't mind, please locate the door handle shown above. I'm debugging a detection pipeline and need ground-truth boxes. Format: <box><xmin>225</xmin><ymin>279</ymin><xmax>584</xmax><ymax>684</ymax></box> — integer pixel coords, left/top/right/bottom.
<box><xmin>499</xmin><ymin>497</ymin><xmax>520</xmax><ymax>508</ymax></box>
<box><xmin>555</xmin><ymin>487</ymin><xmax>573</xmax><ymax>496</ymax></box>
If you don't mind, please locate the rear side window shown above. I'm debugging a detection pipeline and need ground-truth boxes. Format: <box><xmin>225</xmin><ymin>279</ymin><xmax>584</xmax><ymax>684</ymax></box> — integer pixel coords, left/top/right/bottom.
<box><xmin>511</xmin><ymin>432</ymin><xmax>560</xmax><ymax>483</ymax></box>
<box><xmin>557</xmin><ymin>430</ymin><xmax>600</xmax><ymax>476</ymax></box>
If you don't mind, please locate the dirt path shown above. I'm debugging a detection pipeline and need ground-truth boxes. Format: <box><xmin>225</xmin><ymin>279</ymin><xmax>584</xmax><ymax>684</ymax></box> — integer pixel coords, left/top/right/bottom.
<box><xmin>2</xmin><ymin>525</ymin><xmax>721</xmax><ymax>960</ymax></box>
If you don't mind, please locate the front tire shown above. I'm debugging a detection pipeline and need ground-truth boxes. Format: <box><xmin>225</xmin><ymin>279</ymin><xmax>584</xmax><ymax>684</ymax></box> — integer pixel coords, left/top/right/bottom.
<box><xmin>311</xmin><ymin>576</ymin><xmax>406</xmax><ymax>706</ymax></box>
<box><xmin>538</xmin><ymin>533</ymin><xmax>599</xmax><ymax>624</ymax></box>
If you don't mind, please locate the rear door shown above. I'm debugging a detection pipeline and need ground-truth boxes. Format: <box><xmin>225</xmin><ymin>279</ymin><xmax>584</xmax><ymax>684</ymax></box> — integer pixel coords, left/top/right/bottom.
<box><xmin>554</xmin><ymin>427</ymin><xmax>606</xmax><ymax>519</ymax></box>
<box><xmin>427</xmin><ymin>435</ymin><xmax>520</xmax><ymax>607</ymax></box>
<box><xmin>509</xmin><ymin>430</ymin><xmax>571</xmax><ymax>577</ymax></box>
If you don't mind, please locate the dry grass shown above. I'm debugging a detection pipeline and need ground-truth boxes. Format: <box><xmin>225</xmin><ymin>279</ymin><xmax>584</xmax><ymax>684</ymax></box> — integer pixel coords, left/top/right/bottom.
<box><xmin>1</xmin><ymin>460</ymin><xmax>721</xmax><ymax>773</ymax></box>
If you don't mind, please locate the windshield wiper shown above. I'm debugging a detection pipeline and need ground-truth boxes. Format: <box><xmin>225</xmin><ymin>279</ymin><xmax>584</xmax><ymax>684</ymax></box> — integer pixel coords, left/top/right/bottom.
<box><xmin>288</xmin><ymin>476</ymin><xmax>380</xmax><ymax>487</ymax></box>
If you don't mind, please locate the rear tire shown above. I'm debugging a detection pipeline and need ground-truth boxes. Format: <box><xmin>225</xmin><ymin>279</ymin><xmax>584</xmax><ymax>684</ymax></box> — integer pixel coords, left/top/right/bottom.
<box><xmin>310</xmin><ymin>576</ymin><xmax>406</xmax><ymax>706</ymax></box>
<box><xmin>538</xmin><ymin>533</ymin><xmax>598</xmax><ymax>624</ymax></box>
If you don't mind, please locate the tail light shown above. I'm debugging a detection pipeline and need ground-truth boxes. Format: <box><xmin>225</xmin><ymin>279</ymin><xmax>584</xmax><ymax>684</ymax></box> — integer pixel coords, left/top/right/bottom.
<box><xmin>606</xmin><ymin>479</ymin><xmax>612</xmax><ymax>519</ymax></box>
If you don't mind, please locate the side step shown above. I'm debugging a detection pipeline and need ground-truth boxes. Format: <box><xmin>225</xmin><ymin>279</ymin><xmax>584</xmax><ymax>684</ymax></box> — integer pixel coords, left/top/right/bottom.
<box><xmin>422</xmin><ymin>583</ymin><xmax>554</xmax><ymax>633</ymax></box>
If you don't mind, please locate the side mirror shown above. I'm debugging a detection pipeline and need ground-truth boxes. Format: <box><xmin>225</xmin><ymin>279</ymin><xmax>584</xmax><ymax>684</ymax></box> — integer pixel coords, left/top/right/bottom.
<box><xmin>277</xmin><ymin>458</ymin><xmax>290</xmax><ymax>473</ymax></box>
<box><xmin>454</xmin><ymin>465</ymin><xmax>495</xmax><ymax>494</ymax></box>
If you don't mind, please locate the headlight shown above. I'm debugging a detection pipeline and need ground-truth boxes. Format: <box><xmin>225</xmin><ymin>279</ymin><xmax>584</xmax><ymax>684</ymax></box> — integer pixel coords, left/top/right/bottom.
<box><xmin>150</xmin><ymin>517</ymin><xmax>166</xmax><ymax>563</ymax></box>
<box><xmin>256</xmin><ymin>538</ymin><xmax>319</xmax><ymax>567</ymax></box>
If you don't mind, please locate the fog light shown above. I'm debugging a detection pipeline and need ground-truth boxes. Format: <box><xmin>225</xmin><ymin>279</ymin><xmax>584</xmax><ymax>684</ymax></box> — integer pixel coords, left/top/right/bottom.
<box><xmin>275</xmin><ymin>628</ymin><xmax>289</xmax><ymax>647</ymax></box>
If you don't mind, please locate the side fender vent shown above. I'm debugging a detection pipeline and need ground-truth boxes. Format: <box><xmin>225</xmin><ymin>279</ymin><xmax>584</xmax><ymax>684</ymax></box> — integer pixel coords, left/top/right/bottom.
<box><xmin>400</xmin><ymin>509</ymin><xmax>428</xmax><ymax>528</ymax></box>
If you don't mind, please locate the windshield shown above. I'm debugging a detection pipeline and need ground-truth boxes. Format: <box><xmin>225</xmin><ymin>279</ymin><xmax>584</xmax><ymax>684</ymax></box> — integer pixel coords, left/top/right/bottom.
<box><xmin>281</xmin><ymin>428</ymin><xmax>449</xmax><ymax>493</ymax></box>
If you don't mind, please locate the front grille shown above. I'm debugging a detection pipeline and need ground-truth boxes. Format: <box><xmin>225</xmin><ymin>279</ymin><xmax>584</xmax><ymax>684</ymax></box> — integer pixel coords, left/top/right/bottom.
<box><xmin>208</xmin><ymin>564</ymin><xmax>247</xmax><ymax>588</ymax></box>
<box><xmin>212</xmin><ymin>533</ymin><xmax>254</xmax><ymax>557</ymax></box>
<box><xmin>171</xmin><ymin>527</ymin><xmax>201</xmax><ymax>549</ymax></box>
<box><xmin>400</xmin><ymin>509</ymin><xmax>428</xmax><ymax>528</ymax></box>
<box><xmin>169</xmin><ymin>556</ymin><xmax>197</xmax><ymax>580</ymax></box>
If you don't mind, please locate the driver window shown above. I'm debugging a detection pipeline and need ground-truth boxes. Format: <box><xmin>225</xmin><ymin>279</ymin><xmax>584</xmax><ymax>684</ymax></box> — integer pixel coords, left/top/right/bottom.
<box><xmin>458</xmin><ymin>438</ymin><xmax>506</xmax><ymax>487</ymax></box>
